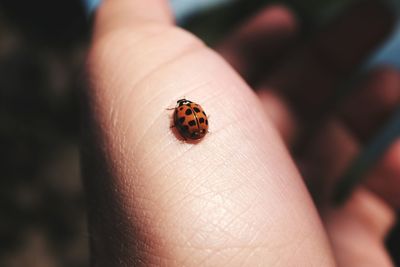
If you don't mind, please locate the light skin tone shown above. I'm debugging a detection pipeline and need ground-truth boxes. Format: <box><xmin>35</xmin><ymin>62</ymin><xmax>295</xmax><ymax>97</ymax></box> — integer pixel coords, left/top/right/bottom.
<box><xmin>83</xmin><ymin>0</ymin><xmax>400</xmax><ymax>266</ymax></box>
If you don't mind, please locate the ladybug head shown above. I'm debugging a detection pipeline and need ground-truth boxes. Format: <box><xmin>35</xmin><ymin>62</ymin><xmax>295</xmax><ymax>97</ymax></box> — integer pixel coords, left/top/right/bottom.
<box><xmin>177</xmin><ymin>99</ymin><xmax>192</xmax><ymax>106</ymax></box>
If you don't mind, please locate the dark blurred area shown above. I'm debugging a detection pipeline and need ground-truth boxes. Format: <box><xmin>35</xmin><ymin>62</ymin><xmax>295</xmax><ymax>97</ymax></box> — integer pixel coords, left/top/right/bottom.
<box><xmin>0</xmin><ymin>0</ymin><xmax>398</xmax><ymax>266</ymax></box>
<box><xmin>0</xmin><ymin>0</ymin><xmax>88</xmax><ymax>266</ymax></box>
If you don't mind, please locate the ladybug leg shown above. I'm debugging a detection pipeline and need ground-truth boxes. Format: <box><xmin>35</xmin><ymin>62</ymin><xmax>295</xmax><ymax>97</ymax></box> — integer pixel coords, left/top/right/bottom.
<box><xmin>166</xmin><ymin>107</ymin><xmax>175</xmax><ymax>110</ymax></box>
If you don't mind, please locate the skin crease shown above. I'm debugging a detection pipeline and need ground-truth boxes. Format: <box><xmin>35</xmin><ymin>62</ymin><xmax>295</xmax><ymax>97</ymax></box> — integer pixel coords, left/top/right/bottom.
<box><xmin>83</xmin><ymin>0</ymin><xmax>399</xmax><ymax>266</ymax></box>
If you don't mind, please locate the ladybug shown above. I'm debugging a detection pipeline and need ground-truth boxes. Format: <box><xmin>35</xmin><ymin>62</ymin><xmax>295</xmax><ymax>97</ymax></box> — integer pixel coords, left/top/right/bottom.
<box><xmin>172</xmin><ymin>99</ymin><xmax>209</xmax><ymax>140</ymax></box>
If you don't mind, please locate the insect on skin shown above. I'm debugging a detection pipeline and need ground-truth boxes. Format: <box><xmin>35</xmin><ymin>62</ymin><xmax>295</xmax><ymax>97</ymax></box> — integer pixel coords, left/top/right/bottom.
<box><xmin>171</xmin><ymin>99</ymin><xmax>209</xmax><ymax>140</ymax></box>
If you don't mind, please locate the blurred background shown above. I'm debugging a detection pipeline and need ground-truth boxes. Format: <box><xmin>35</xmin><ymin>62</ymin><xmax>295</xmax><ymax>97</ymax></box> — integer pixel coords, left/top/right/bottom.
<box><xmin>0</xmin><ymin>0</ymin><xmax>399</xmax><ymax>266</ymax></box>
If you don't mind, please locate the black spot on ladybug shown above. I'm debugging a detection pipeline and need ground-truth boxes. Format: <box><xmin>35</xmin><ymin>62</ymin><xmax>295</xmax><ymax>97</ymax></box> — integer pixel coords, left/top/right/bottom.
<box><xmin>185</xmin><ymin>109</ymin><xmax>192</xmax><ymax>115</ymax></box>
<box><xmin>205</xmin><ymin>120</ymin><xmax>208</xmax><ymax>125</ymax></box>
<box><xmin>193</xmin><ymin>107</ymin><xmax>200</xmax><ymax>113</ymax></box>
<box><xmin>178</xmin><ymin>117</ymin><xmax>185</xmax><ymax>124</ymax></box>
<box><xmin>191</xmin><ymin>132</ymin><xmax>198</xmax><ymax>138</ymax></box>
<box><xmin>179</xmin><ymin>107</ymin><xmax>183</xmax><ymax>111</ymax></box>
<box><xmin>188</xmin><ymin>120</ymin><xmax>196</xmax><ymax>126</ymax></box>
<box><xmin>186</xmin><ymin>104</ymin><xmax>191</xmax><ymax>107</ymax></box>
<box><xmin>183</xmin><ymin>125</ymin><xmax>189</xmax><ymax>131</ymax></box>
<box><xmin>199</xmin><ymin>118</ymin><xmax>205</xmax><ymax>123</ymax></box>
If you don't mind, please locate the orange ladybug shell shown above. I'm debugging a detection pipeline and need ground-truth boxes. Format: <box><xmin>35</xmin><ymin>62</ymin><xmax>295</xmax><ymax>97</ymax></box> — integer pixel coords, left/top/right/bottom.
<box><xmin>173</xmin><ymin>99</ymin><xmax>208</xmax><ymax>140</ymax></box>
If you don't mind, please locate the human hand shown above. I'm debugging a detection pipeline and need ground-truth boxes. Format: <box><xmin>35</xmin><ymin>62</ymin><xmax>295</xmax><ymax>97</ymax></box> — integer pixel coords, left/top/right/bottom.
<box><xmin>83</xmin><ymin>0</ymin><xmax>399</xmax><ymax>265</ymax></box>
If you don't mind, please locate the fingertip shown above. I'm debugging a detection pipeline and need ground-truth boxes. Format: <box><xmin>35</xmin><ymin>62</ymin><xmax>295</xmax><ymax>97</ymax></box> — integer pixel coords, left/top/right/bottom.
<box><xmin>326</xmin><ymin>188</ymin><xmax>395</xmax><ymax>267</ymax></box>
<box><xmin>218</xmin><ymin>4</ymin><xmax>298</xmax><ymax>81</ymax></box>
<box><xmin>329</xmin><ymin>188</ymin><xmax>395</xmax><ymax>240</ymax></box>
<box><xmin>366</xmin><ymin>139</ymin><xmax>400</xmax><ymax>208</ymax></box>
<box><xmin>92</xmin><ymin>0</ymin><xmax>174</xmax><ymax>41</ymax></box>
<box><xmin>340</xmin><ymin>66</ymin><xmax>400</xmax><ymax>141</ymax></box>
<box><xmin>257</xmin><ymin>89</ymin><xmax>297</xmax><ymax>145</ymax></box>
<box><xmin>362</xmin><ymin>67</ymin><xmax>400</xmax><ymax>108</ymax></box>
<box><xmin>243</xmin><ymin>4</ymin><xmax>298</xmax><ymax>34</ymax></box>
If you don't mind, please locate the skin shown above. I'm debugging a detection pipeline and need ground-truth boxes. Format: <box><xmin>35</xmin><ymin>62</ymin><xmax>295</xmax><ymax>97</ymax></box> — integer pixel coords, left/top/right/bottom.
<box><xmin>83</xmin><ymin>0</ymin><xmax>400</xmax><ymax>266</ymax></box>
